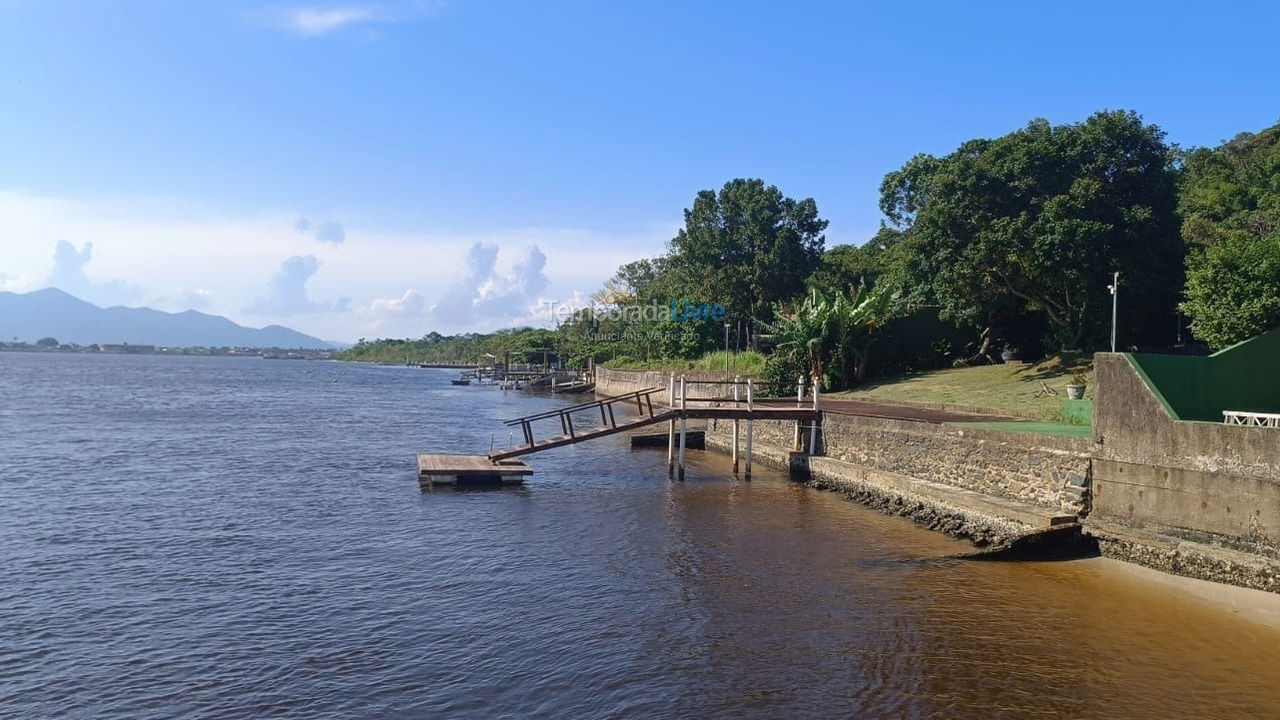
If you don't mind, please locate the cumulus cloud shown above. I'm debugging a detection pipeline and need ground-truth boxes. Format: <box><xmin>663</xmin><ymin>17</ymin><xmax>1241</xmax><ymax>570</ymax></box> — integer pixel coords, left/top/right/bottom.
<box><xmin>246</xmin><ymin>255</ymin><xmax>351</xmax><ymax>316</ymax></box>
<box><xmin>46</xmin><ymin>240</ymin><xmax>142</xmax><ymax>306</ymax></box>
<box><xmin>370</xmin><ymin>289</ymin><xmax>426</xmax><ymax>316</ymax></box>
<box><xmin>364</xmin><ymin>242</ymin><xmax>552</xmax><ymax>335</ymax></box>
<box><xmin>294</xmin><ymin>216</ymin><xmax>346</xmax><ymax>245</ymax></box>
<box><xmin>434</xmin><ymin>242</ymin><xmax>549</xmax><ymax>324</ymax></box>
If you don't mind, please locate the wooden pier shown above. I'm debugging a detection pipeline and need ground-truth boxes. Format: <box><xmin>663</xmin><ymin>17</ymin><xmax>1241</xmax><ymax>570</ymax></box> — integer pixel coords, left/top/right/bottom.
<box><xmin>416</xmin><ymin>454</ymin><xmax>534</xmax><ymax>485</ymax></box>
<box><xmin>482</xmin><ymin>377</ymin><xmax>820</xmax><ymax>481</ymax></box>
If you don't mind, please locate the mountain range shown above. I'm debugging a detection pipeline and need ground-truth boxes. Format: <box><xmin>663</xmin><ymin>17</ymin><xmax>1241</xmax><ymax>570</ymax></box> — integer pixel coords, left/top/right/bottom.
<box><xmin>0</xmin><ymin>288</ymin><xmax>335</xmax><ymax>349</ymax></box>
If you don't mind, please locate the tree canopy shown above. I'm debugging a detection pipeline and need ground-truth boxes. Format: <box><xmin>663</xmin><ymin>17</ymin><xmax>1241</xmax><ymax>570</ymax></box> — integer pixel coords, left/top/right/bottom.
<box><xmin>880</xmin><ymin>110</ymin><xmax>1182</xmax><ymax>350</ymax></box>
<box><xmin>666</xmin><ymin>178</ymin><xmax>827</xmax><ymax>338</ymax></box>
<box><xmin>1179</xmin><ymin>124</ymin><xmax>1280</xmax><ymax>348</ymax></box>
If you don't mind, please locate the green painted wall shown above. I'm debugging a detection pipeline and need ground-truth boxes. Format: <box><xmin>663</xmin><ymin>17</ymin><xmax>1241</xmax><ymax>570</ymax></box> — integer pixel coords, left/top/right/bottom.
<box><xmin>1127</xmin><ymin>328</ymin><xmax>1280</xmax><ymax>421</ymax></box>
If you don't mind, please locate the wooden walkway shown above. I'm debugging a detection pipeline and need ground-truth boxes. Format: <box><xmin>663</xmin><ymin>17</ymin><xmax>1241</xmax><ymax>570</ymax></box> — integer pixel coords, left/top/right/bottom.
<box><xmin>487</xmin><ymin>380</ymin><xmax>820</xmax><ymax>480</ymax></box>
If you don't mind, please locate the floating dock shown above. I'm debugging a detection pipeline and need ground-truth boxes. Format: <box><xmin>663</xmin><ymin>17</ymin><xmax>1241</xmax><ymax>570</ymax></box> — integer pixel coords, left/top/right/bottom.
<box><xmin>417</xmin><ymin>454</ymin><xmax>533</xmax><ymax>485</ymax></box>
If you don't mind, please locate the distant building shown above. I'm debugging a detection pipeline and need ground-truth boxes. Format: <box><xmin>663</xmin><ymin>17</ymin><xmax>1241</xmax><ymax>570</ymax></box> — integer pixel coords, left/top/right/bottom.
<box><xmin>95</xmin><ymin>344</ymin><xmax>157</xmax><ymax>354</ymax></box>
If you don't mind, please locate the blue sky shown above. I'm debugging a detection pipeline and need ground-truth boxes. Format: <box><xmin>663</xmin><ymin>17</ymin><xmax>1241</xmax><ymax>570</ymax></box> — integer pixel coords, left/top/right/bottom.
<box><xmin>1</xmin><ymin>0</ymin><xmax>1278</xmax><ymax>340</ymax></box>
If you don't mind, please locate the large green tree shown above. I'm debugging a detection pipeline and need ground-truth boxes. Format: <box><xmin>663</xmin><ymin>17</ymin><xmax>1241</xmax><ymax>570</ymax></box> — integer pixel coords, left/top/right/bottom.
<box><xmin>880</xmin><ymin>110</ymin><xmax>1182</xmax><ymax>350</ymax></box>
<box><xmin>666</xmin><ymin>178</ymin><xmax>828</xmax><ymax>341</ymax></box>
<box><xmin>1178</xmin><ymin>124</ymin><xmax>1280</xmax><ymax>348</ymax></box>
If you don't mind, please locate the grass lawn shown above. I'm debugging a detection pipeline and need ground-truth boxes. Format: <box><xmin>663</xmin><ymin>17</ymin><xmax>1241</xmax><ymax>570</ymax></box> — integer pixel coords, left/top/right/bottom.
<box><xmin>832</xmin><ymin>354</ymin><xmax>1094</xmax><ymax>422</ymax></box>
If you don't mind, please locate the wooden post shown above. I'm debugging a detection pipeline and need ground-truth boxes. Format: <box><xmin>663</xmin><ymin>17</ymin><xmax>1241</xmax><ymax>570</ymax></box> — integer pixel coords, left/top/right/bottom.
<box><xmin>793</xmin><ymin>375</ymin><xmax>804</xmax><ymax>451</ymax></box>
<box><xmin>809</xmin><ymin>372</ymin><xmax>820</xmax><ymax>455</ymax></box>
<box><xmin>667</xmin><ymin>374</ymin><xmax>676</xmax><ymax>477</ymax></box>
<box><xmin>678</xmin><ymin>377</ymin><xmax>688</xmax><ymax>480</ymax></box>
<box><xmin>745</xmin><ymin>379</ymin><xmax>754</xmax><ymax>479</ymax></box>
<box><xmin>731</xmin><ymin>375</ymin><xmax>740</xmax><ymax>474</ymax></box>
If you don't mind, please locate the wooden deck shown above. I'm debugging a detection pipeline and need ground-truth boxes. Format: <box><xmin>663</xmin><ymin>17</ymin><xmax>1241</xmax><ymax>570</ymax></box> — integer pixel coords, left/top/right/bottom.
<box><xmin>416</xmin><ymin>454</ymin><xmax>533</xmax><ymax>484</ymax></box>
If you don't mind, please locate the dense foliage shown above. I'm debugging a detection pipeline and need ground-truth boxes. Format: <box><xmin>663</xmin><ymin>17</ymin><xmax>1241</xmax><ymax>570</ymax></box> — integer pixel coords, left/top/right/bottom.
<box><xmin>340</xmin><ymin>328</ymin><xmax>559</xmax><ymax>365</ymax></box>
<box><xmin>667</xmin><ymin>178</ymin><xmax>827</xmax><ymax>342</ymax></box>
<box><xmin>1178</xmin><ymin>124</ymin><xmax>1280</xmax><ymax>348</ymax></box>
<box><xmin>881</xmin><ymin>110</ymin><xmax>1182</xmax><ymax>351</ymax></box>
<box><xmin>764</xmin><ymin>284</ymin><xmax>897</xmax><ymax>393</ymax></box>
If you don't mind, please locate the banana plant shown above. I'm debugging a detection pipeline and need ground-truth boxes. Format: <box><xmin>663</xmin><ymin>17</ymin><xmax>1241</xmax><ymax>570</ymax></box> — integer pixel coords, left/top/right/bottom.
<box><xmin>766</xmin><ymin>284</ymin><xmax>897</xmax><ymax>390</ymax></box>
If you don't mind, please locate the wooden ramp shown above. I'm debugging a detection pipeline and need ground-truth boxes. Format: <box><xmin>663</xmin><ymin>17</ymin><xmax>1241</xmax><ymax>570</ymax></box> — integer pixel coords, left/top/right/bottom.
<box><xmin>487</xmin><ymin>384</ymin><xmax>821</xmax><ymax>463</ymax></box>
<box><xmin>490</xmin><ymin>388</ymin><xmax>673</xmax><ymax>460</ymax></box>
<box><xmin>417</xmin><ymin>454</ymin><xmax>533</xmax><ymax>485</ymax></box>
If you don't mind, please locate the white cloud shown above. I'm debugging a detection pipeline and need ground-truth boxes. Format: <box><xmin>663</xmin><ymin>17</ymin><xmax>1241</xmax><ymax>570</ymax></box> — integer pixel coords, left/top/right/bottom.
<box><xmin>295</xmin><ymin>216</ymin><xmax>346</xmax><ymax>245</ymax></box>
<box><xmin>246</xmin><ymin>255</ymin><xmax>351</xmax><ymax>316</ymax></box>
<box><xmin>252</xmin><ymin>2</ymin><xmax>444</xmax><ymax>37</ymax></box>
<box><xmin>0</xmin><ymin>189</ymin><xmax>671</xmax><ymax>341</ymax></box>
<box><xmin>364</xmin><ymin>243</ymin><xmax>553</xmax><ymax>336</ymax></box>
<box><xmin>46</xmin><ymin>240</ymin><xmax>143</xmax><ymax>307</ymax></box>
<box><xmin>263</xmin><ymin>6</ymin><xmax>382</xmax><ymax>37</ymax></box>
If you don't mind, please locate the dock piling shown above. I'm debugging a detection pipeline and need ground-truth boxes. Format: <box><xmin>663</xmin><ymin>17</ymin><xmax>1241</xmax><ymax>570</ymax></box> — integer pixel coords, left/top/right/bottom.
<box><xmin>793</xmin><ymin>375</ymin><xmax>805</xmax><ymax>451</ymax></box>
<box><xmin>667</xmin><ymin>374</ymin><xmax>676</xmax><ymax>477</ymax></box>
<box><xmin>809</xmin><ymin>374</ymin><xmax>820</xmax><ymax>454</ymax></box>
<box><xmin>731</xmin><ymin>375</ymin><xmax>740</xmax><ymax>474</ymax></box>
<box><xmin>678</xmin><ymin>377</ymin><xmax>687</xmax><ymax>480</ymax></box>
<box><xmin>745</xmin><ymin>379</ymin><xmax>754</xmax><ymax>479</ymax></box>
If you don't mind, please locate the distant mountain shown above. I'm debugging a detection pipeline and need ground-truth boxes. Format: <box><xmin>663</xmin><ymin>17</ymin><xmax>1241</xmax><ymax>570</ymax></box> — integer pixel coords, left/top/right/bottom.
<box><xmin>0</xmin><ymin>288</ymin><xmax>334</xmax><ymax>349</ymax></box>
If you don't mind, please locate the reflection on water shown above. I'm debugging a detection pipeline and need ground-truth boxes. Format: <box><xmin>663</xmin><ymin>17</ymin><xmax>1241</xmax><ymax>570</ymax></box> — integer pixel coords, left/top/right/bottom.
<box><xmin>2</xmin><ymin>353</ymin><xmax>1279</xmax><ymax>719</ymax></box>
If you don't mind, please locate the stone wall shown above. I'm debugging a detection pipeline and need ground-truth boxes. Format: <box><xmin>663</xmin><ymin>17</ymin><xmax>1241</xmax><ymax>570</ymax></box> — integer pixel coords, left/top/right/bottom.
<box><xmin>594</xmin><ymin>367</ymin><xmax>748</xmax><ymax>399</ymax></box>
<box><xmin>703</xmin><ymin>412</ymin><xmax>1091</xmax><ymax>515</ymax></box>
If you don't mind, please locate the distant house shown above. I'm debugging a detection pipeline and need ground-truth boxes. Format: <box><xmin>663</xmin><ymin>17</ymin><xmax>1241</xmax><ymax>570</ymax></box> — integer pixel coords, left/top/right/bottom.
<box><xmin>95</xmin><ymin>344</ymin><xmax>156</xmax><ymax>354</ymax></box>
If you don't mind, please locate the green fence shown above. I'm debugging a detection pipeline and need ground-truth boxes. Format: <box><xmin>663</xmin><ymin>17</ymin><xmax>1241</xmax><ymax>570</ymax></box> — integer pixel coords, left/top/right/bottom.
<box><xmin>1127</xmin><ymin>328</ymin><xmax>1280</xmax><ymax>422</ymax></box>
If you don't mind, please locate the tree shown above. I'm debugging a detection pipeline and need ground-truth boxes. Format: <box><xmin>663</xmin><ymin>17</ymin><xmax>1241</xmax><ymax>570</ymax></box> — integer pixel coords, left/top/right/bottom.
<box><xmin>765</xmin><ymin>284</ymin><xmax>896</xmax><ymax>392</ymax></box>
<box><xmin>35</xmin><ymin>337</ymin><xmax>59</xmax><ymax>348</ymax></box>
<box><xmin>881</xmin><ymin>110</ymin><xmax>1182</xmax><ymax>351</ymax></box>
<box><xmin>1178</xmin><ymin>123</ymin><xmax>1280</xmax><ymax>348</ymax></box>
<box><xmin>667</xmin><ymin>178</ymin><xmax>827</xmax><ymax>342</ymax></box>
<box><xmin>808</xmin><ymin>227</ymin><xmax>909</xmax><ymax>296</ymax></box>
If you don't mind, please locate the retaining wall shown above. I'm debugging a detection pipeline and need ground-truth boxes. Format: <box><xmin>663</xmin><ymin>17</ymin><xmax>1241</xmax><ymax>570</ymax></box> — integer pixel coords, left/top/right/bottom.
<box><xmin>702</xmin><ymin>413</ymin><xmax>1090</xmax><ymax>515</ymax></box>
<box><xmin>1090</xmin><ymin>353</ymin><xmax>1280</xmax><ymax>566</ymax></box>
<box><xmin>594</xmin><ymin>367</ymin><xmax>745</xmax><ymax>399</ymax></box>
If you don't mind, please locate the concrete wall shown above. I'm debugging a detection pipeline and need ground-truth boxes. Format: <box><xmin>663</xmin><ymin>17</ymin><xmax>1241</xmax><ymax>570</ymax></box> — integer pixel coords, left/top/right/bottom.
<box><xmin>1093</xmin><ymin>354</ymin><xmax>1280</xmax><ymax>479</ymax></box>
<box><xmin>1090</xmin><ymin>353</ymin><xmax>1280</xmax><ymax>553</ymax></box>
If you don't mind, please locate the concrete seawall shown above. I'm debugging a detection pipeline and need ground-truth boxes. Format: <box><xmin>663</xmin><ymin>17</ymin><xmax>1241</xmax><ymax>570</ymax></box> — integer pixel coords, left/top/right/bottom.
<box><xmin>598</xmin><ymin>364</ymin><xmax>1280</xmax><ymax>593</ymax></box>
<box><xmin>699</xmin><ymin>412</ymin><xmax>1088</xmax><ymax>548</ymax></box>
<box><xmin>1086</xmin><ymin>354</ymin><xmax>1280</xmax><ymax>592</ymax></box>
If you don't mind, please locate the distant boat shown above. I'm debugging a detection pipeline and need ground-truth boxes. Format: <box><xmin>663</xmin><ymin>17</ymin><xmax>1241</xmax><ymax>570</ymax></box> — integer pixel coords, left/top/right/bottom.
<box><xmin>451</xmin><ymin>378</ymin><xmax>471</xmax><ymax>386</ymax></box>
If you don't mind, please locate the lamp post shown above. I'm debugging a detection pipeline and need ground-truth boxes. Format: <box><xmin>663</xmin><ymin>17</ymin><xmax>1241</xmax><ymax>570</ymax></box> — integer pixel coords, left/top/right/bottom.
<box><xmin>1108</xmin><ymin>272</ymin><xmax>1120</xmax><ymax>353</ymax></box>
<box><xmin>724</xmin><ymin>321</ymin><xmax>731</xmax><ymax>371</ymax></box>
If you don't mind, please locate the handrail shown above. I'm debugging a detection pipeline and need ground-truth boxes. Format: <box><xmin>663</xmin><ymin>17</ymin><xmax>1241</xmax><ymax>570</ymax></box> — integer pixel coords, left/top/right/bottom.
<box><xmin>501</xmin><ymin>387</ymin><xmax>664</xmax><ymax>426</ymax></box>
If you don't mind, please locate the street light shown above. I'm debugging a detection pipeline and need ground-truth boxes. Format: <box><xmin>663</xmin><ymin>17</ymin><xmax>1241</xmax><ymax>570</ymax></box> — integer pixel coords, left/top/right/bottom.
<box><xmin>1107</xmin><ymin>271</ymin><xmax>1120</xmax><ymax>353</ymax></box>
<box><xmin>724</xmin><ymin>321</ymin><xmax>732</xmax><ymax>371</ymax></box>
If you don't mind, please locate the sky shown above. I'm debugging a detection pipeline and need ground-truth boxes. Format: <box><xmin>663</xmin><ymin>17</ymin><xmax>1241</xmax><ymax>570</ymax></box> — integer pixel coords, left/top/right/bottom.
<box><xmin>1</xmin><ymin>0</ymin><xmax>1278</xmax><ymax>342</ymax></box>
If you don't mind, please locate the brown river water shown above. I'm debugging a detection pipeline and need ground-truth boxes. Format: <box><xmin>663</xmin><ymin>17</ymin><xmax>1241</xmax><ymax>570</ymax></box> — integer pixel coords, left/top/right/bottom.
<box><xmin>3</xmin><ymin>354</ymin><xmax>1278</xmax><ymax>719</ymax></box>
